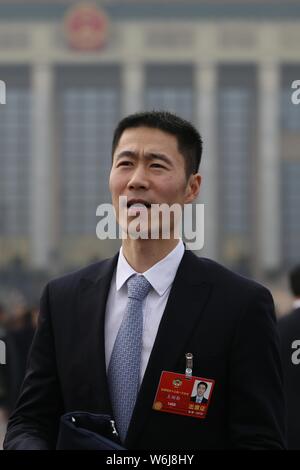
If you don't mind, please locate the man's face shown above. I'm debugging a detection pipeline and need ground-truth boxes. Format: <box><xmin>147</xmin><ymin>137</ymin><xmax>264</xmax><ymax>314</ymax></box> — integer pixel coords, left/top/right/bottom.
<box><xmin>109</xmin><ymin>126</ymin><xmax>200</xmax><ymax>237</ymax></box>
<box><xmin>197</xmin><ymin>384</ymin><xmax>206</xmax><ymax>397</ymax></box>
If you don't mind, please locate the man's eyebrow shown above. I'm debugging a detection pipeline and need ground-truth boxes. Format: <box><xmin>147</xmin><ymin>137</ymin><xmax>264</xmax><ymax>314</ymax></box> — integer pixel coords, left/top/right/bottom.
<box><xmin>146</xmin><ymin>153</ymin><xmax>173</xmax><ymax>166</ymax></box>
<box><xmin>115</xmin><ymin>150</ymin><xmax>173</xmax><ymax>166</ymax></box>
<box><xmin>115</xmin><ymin>150</ymin><xmax>137</xmax><ymax>160</ymax></box>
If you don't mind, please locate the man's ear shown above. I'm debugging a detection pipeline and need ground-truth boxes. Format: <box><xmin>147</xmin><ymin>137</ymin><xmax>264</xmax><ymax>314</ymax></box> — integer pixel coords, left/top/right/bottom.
<box><xmin>185</xmin><ymin>173</ymin><xmax>202</xmax><ymax>203</ymax></box>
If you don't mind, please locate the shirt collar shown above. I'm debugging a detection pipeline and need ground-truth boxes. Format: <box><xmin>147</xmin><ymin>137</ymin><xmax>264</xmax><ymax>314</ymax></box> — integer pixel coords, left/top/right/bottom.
<box><xmin>116</xmin><ymin>240</ymin><xmax>185</xmax><ymax>296</ymax></box>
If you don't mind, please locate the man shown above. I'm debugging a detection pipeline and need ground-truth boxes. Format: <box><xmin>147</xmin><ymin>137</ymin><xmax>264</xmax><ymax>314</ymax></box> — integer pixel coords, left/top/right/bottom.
<box><xmin>4</xmin><ymin>111</ymin><xmax>285</xmax><ymax>450</ymax></box>
<box><xmin>278</xmin><ymin>264</ymin><xmax>300</xmax><ymax>449</ymax></box>
<box><xmin>190</xmin><ymin>382</ymin><xmax>208</xmax><ymax>404</ymax></box>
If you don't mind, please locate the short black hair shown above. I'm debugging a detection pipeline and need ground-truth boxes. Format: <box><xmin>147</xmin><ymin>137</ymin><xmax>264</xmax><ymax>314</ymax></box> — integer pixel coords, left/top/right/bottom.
<box><xmin>289</xmin><ymin>264</ymin><xmax>300</xmax><ymax>297</ymax></box>
<box><xmin>111</xmin><ymin>111</ymin><xmax>203</xmax><ymax>178</ymax></box>
<box><xmin>197</xmin><ymin>381</ymin><xmax>208</xmax><ymax>390</ymax></box>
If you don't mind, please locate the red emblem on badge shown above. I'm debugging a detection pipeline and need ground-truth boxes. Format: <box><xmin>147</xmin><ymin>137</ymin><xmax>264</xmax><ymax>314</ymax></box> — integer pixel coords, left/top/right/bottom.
<box><xmin>65</xmin><ymin>3</ymin><xmax>108</xmax><ymax>51</ymax></box>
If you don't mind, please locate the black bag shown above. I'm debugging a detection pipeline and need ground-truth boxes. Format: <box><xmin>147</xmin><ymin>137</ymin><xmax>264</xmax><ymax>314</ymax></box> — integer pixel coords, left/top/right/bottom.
<box><xmin>56</xmin><ymin>411</ymin><xmax>126</xmax><ymax>450</ymax></box>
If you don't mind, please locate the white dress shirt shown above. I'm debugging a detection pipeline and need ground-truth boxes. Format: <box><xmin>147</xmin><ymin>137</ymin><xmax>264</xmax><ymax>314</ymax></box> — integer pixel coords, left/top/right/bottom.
<box><xmin>195</xmin><ymin>395</ymin><xmax>205</xmax><ymax>404</ymax></box>
<box><xmin>105</xmin><ymin>240</ymin><xmax>185</xmax><ymax>382</ymax></box>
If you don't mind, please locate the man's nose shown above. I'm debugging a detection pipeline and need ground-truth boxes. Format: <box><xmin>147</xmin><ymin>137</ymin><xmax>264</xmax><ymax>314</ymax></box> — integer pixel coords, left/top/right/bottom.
<box><xmin>127</xmin><ymin>165</ymin><xmax>150</xmax><ymax>190</ymax></box>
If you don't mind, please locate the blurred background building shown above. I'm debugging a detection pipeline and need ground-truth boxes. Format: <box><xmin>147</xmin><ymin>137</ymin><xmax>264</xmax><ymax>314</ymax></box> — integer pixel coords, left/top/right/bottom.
<box><xmin>1</xmin><ymin>0</ymin><xmax>300</xmax><ymax>448</ymax></box>
<box><xmin>0</xmin><ymin>0</ymin><xmax>299</xmax><ymax>310</ymax></box>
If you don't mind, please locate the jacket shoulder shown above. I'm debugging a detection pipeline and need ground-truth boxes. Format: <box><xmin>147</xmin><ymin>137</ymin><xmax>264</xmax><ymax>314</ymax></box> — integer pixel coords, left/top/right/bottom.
<box><xmin>46</xmin><ymin>255</ymin><xmax>117</xmax><ymax>296</ymax></box>
<box><xmin>191</xmin><ymin>253</ymin><xmax>272</xmax><ymax>298</ymax></box>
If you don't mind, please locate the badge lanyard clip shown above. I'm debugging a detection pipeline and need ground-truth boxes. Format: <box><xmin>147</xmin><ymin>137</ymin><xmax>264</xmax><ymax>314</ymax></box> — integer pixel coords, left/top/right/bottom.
<box><xmin>185</xmin><ymin>353</ymin><xmax>193</xmax><ymax>379</ymax></box>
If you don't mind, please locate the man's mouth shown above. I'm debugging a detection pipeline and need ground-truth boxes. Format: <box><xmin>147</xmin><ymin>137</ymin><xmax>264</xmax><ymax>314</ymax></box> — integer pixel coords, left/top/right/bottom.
<box><xmin>127</xmin><ymin>199</ymin><xmax>151</xmax><ymax>209</ymax></box>
<box><xmin>126</xmin><ymin>199</ymin><xmax>152</xmax><ymax>217</ymax></box>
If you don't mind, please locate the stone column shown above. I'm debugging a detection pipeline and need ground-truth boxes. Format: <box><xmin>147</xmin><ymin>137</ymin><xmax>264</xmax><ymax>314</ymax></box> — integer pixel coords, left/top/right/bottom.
<box><xmin>257</xmin><ymin>62</ymin><xmax>281</xmax><ymax>273</ymax></box>
<box><xmin>30</xmin><ymin>63</ymin><xmax>55</xmax><ymax>269</ymax></box>
<box><xmin>195</xmin><ymin>62</ymin><xmax>218</xmax><ymax>259</ymax></box>
<box><xmin>122</xmin><ymin>61</ymin><xmax>144</xmax><ymax>116</ymax></box>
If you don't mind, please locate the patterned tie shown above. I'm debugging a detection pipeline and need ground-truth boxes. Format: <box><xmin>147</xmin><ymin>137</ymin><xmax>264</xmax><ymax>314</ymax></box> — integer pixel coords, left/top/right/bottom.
<box><xmin>108</xmin><ymin>274</ymin><xmax>152</xmax><ymax>443</ymax></box>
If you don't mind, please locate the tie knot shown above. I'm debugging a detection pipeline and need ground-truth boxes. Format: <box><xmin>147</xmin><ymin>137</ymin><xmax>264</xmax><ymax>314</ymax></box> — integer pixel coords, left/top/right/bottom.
<box><xmin>127</xmin><ymin>274</ymin><xmax>152</xmax><ymax>301</ymax></box>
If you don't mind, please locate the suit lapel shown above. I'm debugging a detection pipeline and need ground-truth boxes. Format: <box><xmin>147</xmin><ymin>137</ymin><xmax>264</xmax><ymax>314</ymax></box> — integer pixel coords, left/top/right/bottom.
<box><xmin>125</xmin><ymin>251</ymin><xmax>212</xmax><ymax>447</ymax></box>
<box><xmin>76</xmin><ymin>254</ymin><xmax>119</xmax><ymax>413</ymax></box>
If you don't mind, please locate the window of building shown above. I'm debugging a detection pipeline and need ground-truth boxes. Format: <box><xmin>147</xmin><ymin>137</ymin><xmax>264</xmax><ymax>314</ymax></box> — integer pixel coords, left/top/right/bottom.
<box><xmin>218</xmin><ymin>65</ymin><xmax>257</xmax><ymax>274</ymax></box>
<box><xmin>56</xmin><ymin>66</ymin><xmax>120</xmax><ymax>236</ymax></box>
<box><xmin>0</xmin><ymin>67</ymin><xmax>31</xmax><ymax>237</ymax></box>
<box><xmin>145</xmin><ymin>64</ymin><xmax>194</xmax><ymax>122</ymax></box>
<box><xmin>281</xmin><ymin>65</ymin><xmax>300</xmax><ymax>268</ymax></box>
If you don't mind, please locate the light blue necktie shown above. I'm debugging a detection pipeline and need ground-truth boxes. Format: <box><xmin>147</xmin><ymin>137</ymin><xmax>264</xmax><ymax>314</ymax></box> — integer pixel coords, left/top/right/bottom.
<box><xmin>108</xmin><ymin>274</ymin><xmax>152</xmax><ymax>443</ymax></box>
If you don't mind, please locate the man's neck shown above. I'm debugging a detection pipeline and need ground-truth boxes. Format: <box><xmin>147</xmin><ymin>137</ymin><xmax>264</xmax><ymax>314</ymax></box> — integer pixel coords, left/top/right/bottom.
<box><xmin>122</xmin><ymin>238</ymin><xmax>180</xmax><ymax>273</ymax></box>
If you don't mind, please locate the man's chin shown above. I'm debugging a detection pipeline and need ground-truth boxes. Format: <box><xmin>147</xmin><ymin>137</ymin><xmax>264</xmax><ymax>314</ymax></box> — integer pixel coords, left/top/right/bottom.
<box><xmin>117</xmin><ymin>215</ymin><xmax>178</xmax><ymax>240</ymax></box>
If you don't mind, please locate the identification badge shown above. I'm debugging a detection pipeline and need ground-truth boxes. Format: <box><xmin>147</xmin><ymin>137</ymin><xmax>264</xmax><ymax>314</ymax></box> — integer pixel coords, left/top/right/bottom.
<box><xmin>153</xmin><ymin>371</ymin><xmax>215</xmax><ymax>419</ymax></box>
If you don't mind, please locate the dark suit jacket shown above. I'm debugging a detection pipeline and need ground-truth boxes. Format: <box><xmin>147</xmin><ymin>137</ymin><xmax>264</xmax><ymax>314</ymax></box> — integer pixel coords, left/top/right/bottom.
<box><xmin>4</xmin><ymin>251</ymin><xmax>285</xmax><ymax>450</ymax></box>
<box><xmin>278</xmin><ymin>307</ymin><xmax>300</xmax><ymax>449</ymax></box>
<box><xmin>5</xmin><ymin>324</ymin><xmax>35</xmax><ymax>412</ymax></box>
<box><xmin>190</xmin><ymin>396</ymin><xmax>208</xmax><ymax>404</ymax></box>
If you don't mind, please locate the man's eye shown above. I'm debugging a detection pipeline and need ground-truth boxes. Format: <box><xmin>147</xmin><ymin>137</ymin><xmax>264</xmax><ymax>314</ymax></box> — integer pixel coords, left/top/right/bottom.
<box><xmin>151</xmin><ymin>163</ymin><xmax>165</xmax><ymax>169</ymax></box>
<box><xmin>117</xmin><ymin>161</ymin><xmax>132</xmax><ymax>167</ymax></box>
